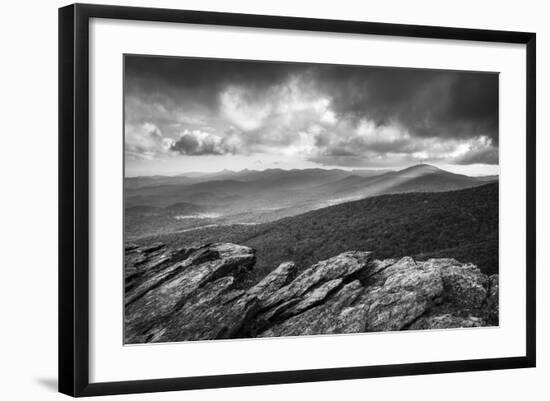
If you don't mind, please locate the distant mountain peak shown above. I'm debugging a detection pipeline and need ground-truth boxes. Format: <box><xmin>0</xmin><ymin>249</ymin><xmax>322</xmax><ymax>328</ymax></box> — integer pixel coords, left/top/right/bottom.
<box><xmin>398</xmin><ymin>164</ymin><xmax>447</xmax><ymax>175</ymax></box>
<box><xmin>406</xmin><ymin>163</ymin><xmax>442</xmax><ymax>170</ymax></box>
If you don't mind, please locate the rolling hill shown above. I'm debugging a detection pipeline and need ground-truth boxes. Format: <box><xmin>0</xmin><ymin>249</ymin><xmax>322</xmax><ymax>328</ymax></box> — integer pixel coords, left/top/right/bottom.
<box><xmin>137</xmin><ymin>183</ymin><xmax>499</xmax><ymax>283</ymax></box>
<box><xmin>310</xmin><ymin>164</ymin><xmax>489</xmax><ymax>199</ymax></box>
<box><xmin>124</xmin><ymin>165</ymin><xmax>497</xmax><ymax>234</ymax></box>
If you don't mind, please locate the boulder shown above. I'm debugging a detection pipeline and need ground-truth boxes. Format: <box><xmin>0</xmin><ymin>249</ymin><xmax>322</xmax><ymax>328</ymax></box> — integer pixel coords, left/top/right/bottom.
<box><xmin>278</xmin><ymin>278</ymin><xmax>343</xmax><ymax>319</ymax></box>
<box><xmin>152</xmin><ymin>276</ymin><xmax>260</xmax><ymax>342</ymax></box>
<box><xmin>259</xmin><ymin>280</ymin><xmax>367</xmax><ymax>337</ymax></box>
<box><xmin>261</xmin><ymin>251</ymin><xmax>372</xmax><ymax>310</ymax></box>
<box><xmin>246</xmin><ymin>261</ymin><xmax>297</xmax><ymax>303</ymax></box>
<box><xmin>409</xmin><ymin>313</ymin><xmax>486</xmax><ymax>330</ymax></box>
<box><xmin>124</xmin><ymin>242</ymin><xmax>498</xmax><ymax>343</ymax></box>
<box><xmin>434</xmin><ymin>259</ymin><xmax>488</xmax><ymax>309</ymax></box>
<box><xmin>359</xmin><ymin>257</ymin><xmax>444</xmax><ymax>331</ymax></box>
<box><xmin>124</xmin><ymin>243</ymin><xmax>255</xmax><ymax>343</ymax></box>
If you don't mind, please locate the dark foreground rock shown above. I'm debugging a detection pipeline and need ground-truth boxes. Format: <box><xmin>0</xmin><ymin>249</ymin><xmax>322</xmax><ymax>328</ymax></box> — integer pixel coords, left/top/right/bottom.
<box><xmin>125</xmin><ymin>242</ymin><xmax>498</xmax><ymax>343</ymax></box>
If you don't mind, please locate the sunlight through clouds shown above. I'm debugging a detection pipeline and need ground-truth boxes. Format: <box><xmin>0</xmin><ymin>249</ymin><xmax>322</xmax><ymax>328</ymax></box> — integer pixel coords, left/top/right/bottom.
<box><xmin>124</xmin><ymin>56</ymin><xmax>498</xmax><ymax>175</ymax></box>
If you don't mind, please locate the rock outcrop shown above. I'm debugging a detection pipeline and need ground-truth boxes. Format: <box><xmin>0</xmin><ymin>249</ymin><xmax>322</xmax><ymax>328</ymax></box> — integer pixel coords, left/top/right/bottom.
<box><xmin>124</xmin><ymin>242</ymin><xmax>499</xmax><ymax>343</ymax></box>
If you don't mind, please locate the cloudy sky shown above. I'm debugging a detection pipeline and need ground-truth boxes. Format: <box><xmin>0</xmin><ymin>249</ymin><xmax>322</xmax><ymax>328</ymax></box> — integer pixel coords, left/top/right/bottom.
<box><xmin>124</xmin><ymin>55</ymin><xmax>499</xmax><ymax>176</ymax></box>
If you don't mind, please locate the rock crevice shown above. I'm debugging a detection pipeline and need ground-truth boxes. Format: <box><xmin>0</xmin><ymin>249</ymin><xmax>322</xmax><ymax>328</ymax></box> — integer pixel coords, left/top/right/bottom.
<box><xmin>124</xmin><ymin>242</ymin><xmax>499</xmax><ymax>343</ymax></box>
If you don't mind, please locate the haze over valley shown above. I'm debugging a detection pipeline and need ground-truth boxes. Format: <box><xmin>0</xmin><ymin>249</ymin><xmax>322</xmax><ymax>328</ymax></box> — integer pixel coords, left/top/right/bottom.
<box><xmin>125</xmin><ymin>164</ymin><xmax>498</xmax><ymax>240</ymax></box>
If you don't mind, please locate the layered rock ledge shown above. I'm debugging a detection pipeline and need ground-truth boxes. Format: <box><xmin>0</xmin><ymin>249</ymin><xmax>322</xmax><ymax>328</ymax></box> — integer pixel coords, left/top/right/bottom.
<box><xmin>124</xmin><ymin>242</ymin><xmax>498</xmax><ymax>343</ymax></box>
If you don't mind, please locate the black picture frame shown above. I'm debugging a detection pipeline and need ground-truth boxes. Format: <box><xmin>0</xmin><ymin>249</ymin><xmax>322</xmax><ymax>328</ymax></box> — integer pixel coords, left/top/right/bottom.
<box><xmin>59</xmin><ymin>3</ymin><xmax>536</xmax><ymax>397</ymax></box>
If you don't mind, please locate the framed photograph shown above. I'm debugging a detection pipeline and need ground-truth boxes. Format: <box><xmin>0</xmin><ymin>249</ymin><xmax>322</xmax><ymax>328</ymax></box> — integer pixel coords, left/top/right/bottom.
<box><xmin>58</xmin><ymin>3</ymin><xmax>536</xmax><ymax>397</ymax></box>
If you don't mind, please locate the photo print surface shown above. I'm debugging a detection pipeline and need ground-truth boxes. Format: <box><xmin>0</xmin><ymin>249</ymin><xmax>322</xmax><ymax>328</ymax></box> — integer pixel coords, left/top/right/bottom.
<box><xmin>123</xmin><ymin>55</ymin><xmax>499</xmax><ymax>344</ymax></box>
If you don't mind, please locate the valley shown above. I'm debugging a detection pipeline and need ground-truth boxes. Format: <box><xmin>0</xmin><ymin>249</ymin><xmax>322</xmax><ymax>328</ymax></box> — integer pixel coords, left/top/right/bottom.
<box><xmin>125</xmin><ymin>164</ymin><xmax>497</xmax><ymax>240</ymax></box>
<box><xmin>128</xmin><ymin>181</ymin><xmax>499</xmax><ymax>286</ymax></box>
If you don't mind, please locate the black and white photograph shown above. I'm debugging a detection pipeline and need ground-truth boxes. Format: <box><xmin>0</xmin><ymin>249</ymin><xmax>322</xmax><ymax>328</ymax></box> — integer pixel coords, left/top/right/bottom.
<box><xmin>123</xmin><ymin>55</ymin><xmax>500</xmax><ymax>344</ymax></box>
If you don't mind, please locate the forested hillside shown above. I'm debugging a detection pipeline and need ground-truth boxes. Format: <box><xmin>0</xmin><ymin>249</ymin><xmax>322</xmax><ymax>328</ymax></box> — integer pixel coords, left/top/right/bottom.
<box><xmin>138</xmin><ymin>183</ymin><xmax>498</xmax><ymax>283</ymax></box>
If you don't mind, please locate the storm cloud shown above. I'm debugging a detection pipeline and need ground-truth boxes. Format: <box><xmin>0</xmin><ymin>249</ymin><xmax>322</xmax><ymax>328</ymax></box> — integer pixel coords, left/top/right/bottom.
<box><xmin>124</xmin><ymin>55</ymin><xmax>498</xmax><ymax>169</ymax></box>
<box><xmin>170</xmin><ymin>130</ymin><xmax>237</xmax><ymax>156</ymax></box>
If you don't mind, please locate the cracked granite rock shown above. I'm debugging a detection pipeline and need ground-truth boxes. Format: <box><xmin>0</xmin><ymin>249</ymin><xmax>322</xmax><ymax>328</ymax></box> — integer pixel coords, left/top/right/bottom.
<box><xmin>124</xmin><ymin>242</ymin><xmax>498</xmax><ymax>343</ymax></box>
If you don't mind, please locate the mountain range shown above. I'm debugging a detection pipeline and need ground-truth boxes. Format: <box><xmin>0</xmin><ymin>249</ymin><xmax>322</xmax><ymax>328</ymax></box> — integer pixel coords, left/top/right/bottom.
<box><xmin>125</xmin><ymin>164</ymin><xmax>497</xmax><ymax>238</ymax></box>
